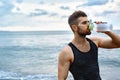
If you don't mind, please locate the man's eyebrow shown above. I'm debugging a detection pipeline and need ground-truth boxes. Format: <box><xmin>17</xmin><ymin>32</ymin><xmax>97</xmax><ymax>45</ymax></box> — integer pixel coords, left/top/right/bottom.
<box><xmin>81</xmin><ymin>20</ymin><xmax>89</xmax><ymax>23</ymax></box>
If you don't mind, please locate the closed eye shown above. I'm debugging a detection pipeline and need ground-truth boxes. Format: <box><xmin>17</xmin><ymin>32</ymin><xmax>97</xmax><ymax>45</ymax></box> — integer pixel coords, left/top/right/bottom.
<box><xmin>82</xmin><ymin>21</ymin><xmax>89</xmax><ymax>24</ymax></box>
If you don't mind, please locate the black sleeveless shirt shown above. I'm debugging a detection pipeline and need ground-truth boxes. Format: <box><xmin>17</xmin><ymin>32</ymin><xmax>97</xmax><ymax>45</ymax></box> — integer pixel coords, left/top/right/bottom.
<box><xmin>68</xmin><ymin>38</ymin><xmax>101</xmax><ymax>80</ymax></box>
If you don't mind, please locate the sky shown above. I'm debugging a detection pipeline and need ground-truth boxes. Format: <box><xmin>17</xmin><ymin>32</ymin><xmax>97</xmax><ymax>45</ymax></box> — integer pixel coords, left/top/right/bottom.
<box><xmin>0</xmin><ymin>0</ymin><xmax>120</xmax><ymax>31</ymax></box>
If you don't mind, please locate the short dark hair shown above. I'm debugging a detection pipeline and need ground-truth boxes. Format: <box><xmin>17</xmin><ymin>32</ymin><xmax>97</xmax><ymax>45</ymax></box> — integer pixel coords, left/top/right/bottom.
<box><xmin>68</xmin><ymin>10</ymin><xmax>87</xmax><ymax>32</ymax></box>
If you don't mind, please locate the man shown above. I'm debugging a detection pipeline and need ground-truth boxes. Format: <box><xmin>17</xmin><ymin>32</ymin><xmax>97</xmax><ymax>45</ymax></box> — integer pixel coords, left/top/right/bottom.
<box><xmin>58</xmin><ymin>10</ymin><xmax>120</xmax><ymax>80</ymax></box>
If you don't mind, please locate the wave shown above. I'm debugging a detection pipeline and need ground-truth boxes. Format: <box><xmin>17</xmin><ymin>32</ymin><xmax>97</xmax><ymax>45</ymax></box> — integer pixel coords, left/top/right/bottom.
<box><xmin>0</xmin><ymin>70</ymin><xmax>57</xmax><ymax>80</ymax></box>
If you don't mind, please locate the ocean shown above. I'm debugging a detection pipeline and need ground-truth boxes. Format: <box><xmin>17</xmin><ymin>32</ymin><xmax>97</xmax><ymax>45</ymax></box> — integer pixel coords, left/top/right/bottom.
<box><xmin>0</xmin><ymin>30</ymin><xmax>120</xmax><ymax>80</ymax></box>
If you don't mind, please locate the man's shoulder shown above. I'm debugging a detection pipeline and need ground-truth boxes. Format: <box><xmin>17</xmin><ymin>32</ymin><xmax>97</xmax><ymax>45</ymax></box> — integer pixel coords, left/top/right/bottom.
<box><xmin>88</xmin><ymin>37</ymin><xmax>103</xmax><ymax>47</ymax></box>
<box><xmin>61</xmin><ymin>45</ymin><xmax>72</xmax><ymax>55</ymax></box>
<box><xmin>89</xmin><ymin>36</ymin><xmax>102</xmax><ymax>41</ymax></box>
<box><xmin>59</xmin><ymin>45</ymin><xmax>73</xmax><ymax>59</ymax></box>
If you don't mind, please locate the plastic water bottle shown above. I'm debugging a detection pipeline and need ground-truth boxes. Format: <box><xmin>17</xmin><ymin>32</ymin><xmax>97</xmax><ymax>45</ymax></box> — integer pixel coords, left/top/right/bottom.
<box><xmin>89</xmin><ymin>19</ymin><xmax>113</xmax><ymax>31</ymax></box>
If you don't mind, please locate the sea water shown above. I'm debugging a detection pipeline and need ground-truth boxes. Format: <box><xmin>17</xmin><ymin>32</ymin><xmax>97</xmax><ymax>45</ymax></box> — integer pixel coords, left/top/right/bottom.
<box><xmin>0</xmin><ymin>31</ymin><xmax>120</xmax><ymax>80</ymax></box>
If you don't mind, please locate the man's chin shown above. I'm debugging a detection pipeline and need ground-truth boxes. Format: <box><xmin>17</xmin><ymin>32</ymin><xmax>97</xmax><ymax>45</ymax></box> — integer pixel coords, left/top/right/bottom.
<box><xmin>86</xmin><ymin>31</ymin><xmax>91</xmax><ymax>35</ymax></box>
<box><xmin>88</xmin><ymin>32</ymin><xmax>91</xmax><ymax>35</ymax></box>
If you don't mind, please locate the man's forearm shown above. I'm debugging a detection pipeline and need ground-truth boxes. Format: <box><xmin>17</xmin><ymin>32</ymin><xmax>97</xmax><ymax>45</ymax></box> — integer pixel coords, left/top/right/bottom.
<box><xmin>105</xmin><ymin>31</ymin><xmax>120</xmax><ymax>47</ymax></box>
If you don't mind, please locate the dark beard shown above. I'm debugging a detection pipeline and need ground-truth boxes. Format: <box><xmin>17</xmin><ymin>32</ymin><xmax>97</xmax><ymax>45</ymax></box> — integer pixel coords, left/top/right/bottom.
<box><xmin>77</xmin><ymin>27</ymin><xmax>91</xmax><ymax>37</ymax></box>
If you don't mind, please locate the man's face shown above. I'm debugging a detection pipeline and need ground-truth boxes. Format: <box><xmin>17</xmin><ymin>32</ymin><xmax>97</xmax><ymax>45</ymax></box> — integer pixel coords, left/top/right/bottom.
<box><xmin>76</xmin><ymin>17</ymin><xmax>91</xmax><ymax>37</ymax></box>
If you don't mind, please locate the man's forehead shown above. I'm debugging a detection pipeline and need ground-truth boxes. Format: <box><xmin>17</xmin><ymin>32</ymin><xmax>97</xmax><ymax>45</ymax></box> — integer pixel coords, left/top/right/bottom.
<box><xmin>78</xmin><ymin>17</ymin><xmax>88</xmax><ymax>22</ymax></box>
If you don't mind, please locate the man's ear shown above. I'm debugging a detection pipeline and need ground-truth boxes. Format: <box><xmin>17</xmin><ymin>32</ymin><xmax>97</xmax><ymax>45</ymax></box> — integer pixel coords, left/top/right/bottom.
<box><xmin>71</xmin><ymin>25</ymin><xmax>77</xmax><ymax>32</ymax></box>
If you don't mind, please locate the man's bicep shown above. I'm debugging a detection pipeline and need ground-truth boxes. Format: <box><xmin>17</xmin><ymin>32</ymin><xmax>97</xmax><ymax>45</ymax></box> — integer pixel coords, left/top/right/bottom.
<box><xmin>98</xmin><ymin>38</ymin><xmax>118</xmax><ymax>48</ymax></box>
<box><xmin>90</xmin><ymin>37</ymin><xmax>117</xmax><ymax>48</ymax></box>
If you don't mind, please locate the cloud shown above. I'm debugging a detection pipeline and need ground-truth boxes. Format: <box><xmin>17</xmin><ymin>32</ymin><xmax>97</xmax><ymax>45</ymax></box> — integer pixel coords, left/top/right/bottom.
<box><xmin>0</xmin><ymin>13</ymin><xmax>28</xmax><ymax>27</ymax></box>
<box><xmin>77</xmin><ymin>0</ymin><xmax>109</xmax><ymax>8</ymax></box>
<box><xmin>16</xmin><ymin>7</ymin><xmax>21</xmax><ymax>11</ymax></box>
<box><xmin>16</xmin><ymin>0</ymin><xmax>23</xmax><ymax>3</ymax></box>
<box><xmin>60</xmin><ymin>6</ymin><xmax>70</xmax><ymax>10</ymax></box>
<box><xmin>49</xmin><ymin>13</ymin><xmax>59</xmax><ymax>17</ymax></box>
<box><xmin>0</xmin><ymin>0</ymin><xmax>120</xmax><ymax>31</ymax></box>
<box><xmin>85</xmin><ymin>0</ymin><xmax>109</xmax><ymax>6</ymax></box>
<box><xmin>101</xmin><ymin>10</ymin><xmax>117</xmax><ymax>16</ymax></box>
<box><xmin>92</xmin><ymin>8</ymin><xmax>118</xmax><ymax>17</ymax></box>
<box><xmin>0</xmin><ymin>0</ymin><xmax>14</xmax><ymax>16</ymax></box>
<box><xmin>29</xmin><ymin>9</ymin><xmax>48</xmax><ymax>17</ymax></box>
<box><xmin>0</xmin><ymin>1</ymin><xmax>3</xmax><ymax>6</ymax></box>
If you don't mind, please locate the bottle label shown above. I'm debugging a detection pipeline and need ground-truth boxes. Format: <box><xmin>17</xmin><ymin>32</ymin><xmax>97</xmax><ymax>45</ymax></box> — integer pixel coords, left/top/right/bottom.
<box><xmin>96</xmin><ymin>23</ymin><xmax>113</xmax><ymax>31</ymax></box>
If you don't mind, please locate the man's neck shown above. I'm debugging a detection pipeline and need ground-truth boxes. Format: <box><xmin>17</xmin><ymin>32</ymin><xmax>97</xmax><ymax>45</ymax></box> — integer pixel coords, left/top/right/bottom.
<box><xmin>72</xmin><ymin>35</ymin><xmax>87</xmax><ymax>45</ymax></box>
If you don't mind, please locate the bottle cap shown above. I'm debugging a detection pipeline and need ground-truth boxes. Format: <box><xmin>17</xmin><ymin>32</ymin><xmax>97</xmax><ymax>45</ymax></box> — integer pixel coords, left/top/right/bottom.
<box><xmin>89</xmin><ymin>19</ymin><xmax>94</xmax><ymax>30</ymax></box>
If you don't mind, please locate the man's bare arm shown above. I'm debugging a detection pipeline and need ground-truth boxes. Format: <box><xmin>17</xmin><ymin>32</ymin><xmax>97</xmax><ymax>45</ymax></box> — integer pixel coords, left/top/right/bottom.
<box><xmin>58</xmin><ymin>46</ymin><xmax>72</xmax><ymax>80</ymax></box>
<box><xmin>90</xmin><ymin>31</ymin><xmax>120</xmax><ymax>49</ymax></box>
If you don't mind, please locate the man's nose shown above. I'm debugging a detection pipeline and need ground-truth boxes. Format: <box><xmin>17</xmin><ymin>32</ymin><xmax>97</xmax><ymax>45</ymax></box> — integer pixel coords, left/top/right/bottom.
<box><xmin>87</xmin><ymin>22</ymin><xmax>90</xmax><ymax>27</ymax></box>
